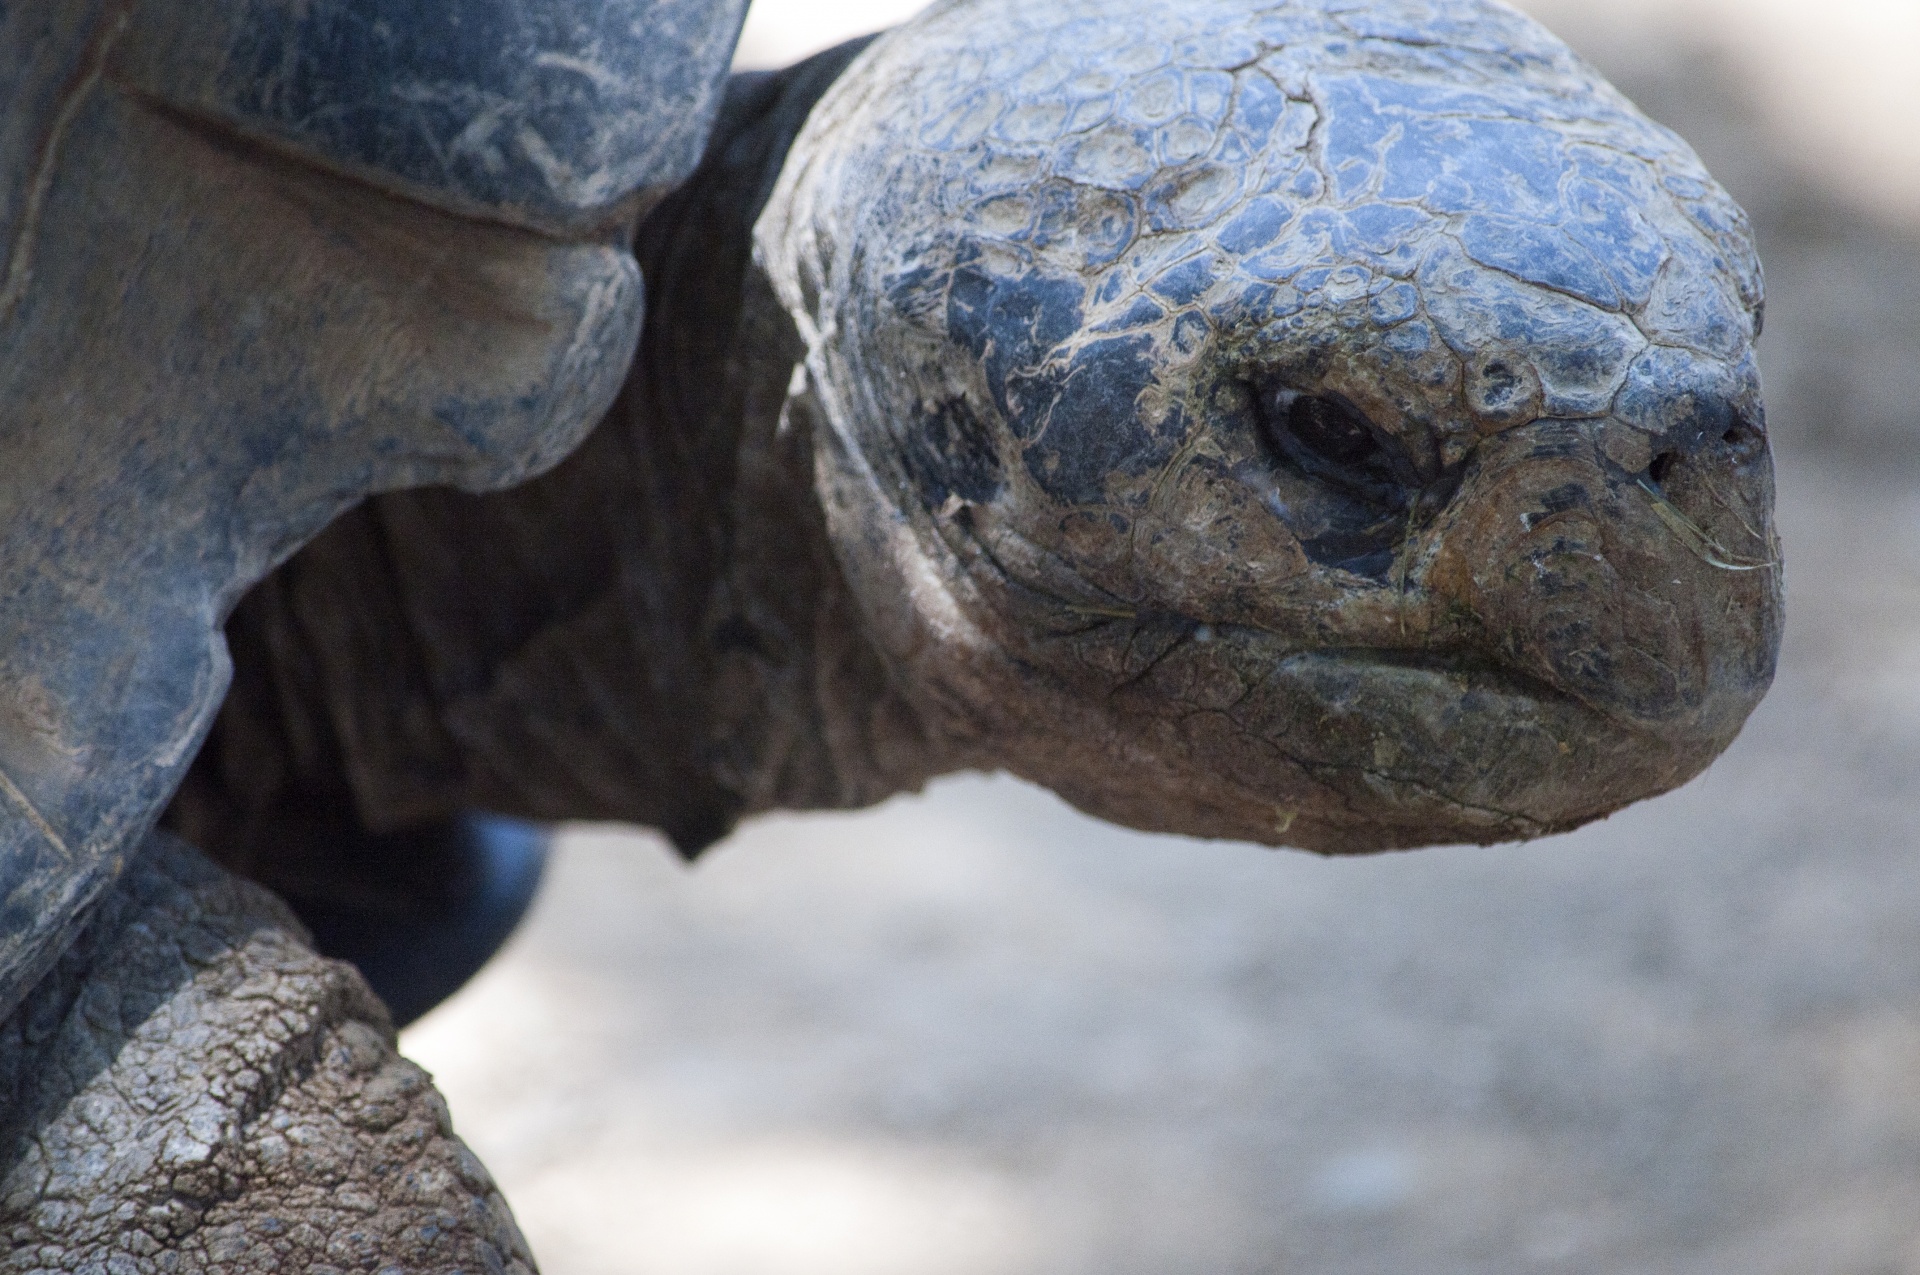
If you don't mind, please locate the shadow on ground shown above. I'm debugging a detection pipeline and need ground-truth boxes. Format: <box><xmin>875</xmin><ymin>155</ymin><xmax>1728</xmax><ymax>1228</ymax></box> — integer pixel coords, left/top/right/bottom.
<box><xmin>403</xmin><ymin>14</ymin><xmax>1920</xmax><ymax>1274</ymax></box>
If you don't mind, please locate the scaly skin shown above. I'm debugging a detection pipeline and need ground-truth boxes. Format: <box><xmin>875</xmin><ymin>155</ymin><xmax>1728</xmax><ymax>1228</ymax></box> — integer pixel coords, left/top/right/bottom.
<box><xmin>0</xmin><ymin>834</ymin><xmax>533</xmax><ymax>1274</ymax></box>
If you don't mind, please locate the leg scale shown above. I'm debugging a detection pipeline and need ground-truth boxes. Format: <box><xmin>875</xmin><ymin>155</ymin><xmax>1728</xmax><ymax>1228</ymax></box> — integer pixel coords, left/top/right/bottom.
<box><xmin>0</xmin><ymin>834</ymin><xmax>534</xmax><ymax>1273</ymax></box>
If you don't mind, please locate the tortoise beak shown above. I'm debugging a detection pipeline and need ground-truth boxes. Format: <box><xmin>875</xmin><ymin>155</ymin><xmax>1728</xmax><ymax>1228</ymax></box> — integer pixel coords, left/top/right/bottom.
<box><xmin>1151</xmin><ymin>412</ymin><xmax>1782</xmax><ymax>853</ymax></box>
<box><xmin>1420</xmin><ymin>415</ymin><xmax>1782</xmax><ymax>753</ymax></box>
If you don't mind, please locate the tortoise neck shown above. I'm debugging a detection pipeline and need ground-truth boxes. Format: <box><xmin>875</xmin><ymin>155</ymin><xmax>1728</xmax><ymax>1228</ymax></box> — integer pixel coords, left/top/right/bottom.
<box><xmin>593</xmin><ymin>36</ymin><xmax>953</xmax><ymax>849</ymax></box>
<box><xmin>172</xmin><ymin>40</ymin><xmax>952</xmax><ymax>862</ymax></box>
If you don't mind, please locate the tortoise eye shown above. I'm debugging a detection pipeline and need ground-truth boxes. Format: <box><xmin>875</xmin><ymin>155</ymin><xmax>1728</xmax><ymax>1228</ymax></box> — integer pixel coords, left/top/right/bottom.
<box><xmin>1252</xmin><ymin>386</ymin><xmax>1406</xmax><ymax>512</ymax></box>
<box><xmin>1287</xmin><ymin>394</ymin><xmax>1378</xmax><ymax>466</ymax></box>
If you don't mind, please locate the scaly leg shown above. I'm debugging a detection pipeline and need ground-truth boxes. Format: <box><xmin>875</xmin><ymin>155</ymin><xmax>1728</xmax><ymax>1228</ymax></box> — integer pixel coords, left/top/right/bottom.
<box><xmin>0</xmin><ymin>834</ymin><xmax>532</xmax><ymax>1273</ymax></box>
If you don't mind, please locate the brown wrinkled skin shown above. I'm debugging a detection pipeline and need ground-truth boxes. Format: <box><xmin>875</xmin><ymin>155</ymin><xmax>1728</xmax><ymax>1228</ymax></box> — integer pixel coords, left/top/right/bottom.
<box><xmin>0</xmin><ymin>835</ymin><xmax>533</xmax><ymax>1274</ymax></box>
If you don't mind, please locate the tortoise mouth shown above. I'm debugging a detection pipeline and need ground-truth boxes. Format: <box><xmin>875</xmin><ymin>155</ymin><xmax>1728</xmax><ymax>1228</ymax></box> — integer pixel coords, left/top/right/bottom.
<box><xmin>1183</xmin><ymin>623</ymin><xmax>1580</xmax><ymax>714</ymax></box>
<box><xmin>1202</xmin><ymin>633</ymin><xmax>1727</xmax><ymax>849</ymax></box>
<box><xmin>1015</xmin><ymin>613</ymin><xmax>1745</xmax><ymax>855</ymax></box>
<box><xmin>1293</xmin><ymin>645</ymin><xmax>1573</xmax><ymax>706</ymax></box>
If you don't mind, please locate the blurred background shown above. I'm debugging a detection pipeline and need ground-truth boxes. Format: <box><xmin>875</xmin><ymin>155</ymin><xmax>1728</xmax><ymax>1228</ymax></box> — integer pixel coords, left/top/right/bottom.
<box><xmin>402</xmin><ymin>3</ymin><xmax>1920</xmax><ymax>1271</ymax></box>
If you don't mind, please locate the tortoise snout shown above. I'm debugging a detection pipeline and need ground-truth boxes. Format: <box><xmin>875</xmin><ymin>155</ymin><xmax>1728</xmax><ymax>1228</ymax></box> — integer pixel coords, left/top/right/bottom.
<box><xmin>1608</xmin><ymin>349</ymin><xmax>1771</xmax><ymax>489</ymax></box>
<box><xmin>1421</xmin><ymin>417</ymin><xmax>1781</xmax><ymax>746</ymax></box>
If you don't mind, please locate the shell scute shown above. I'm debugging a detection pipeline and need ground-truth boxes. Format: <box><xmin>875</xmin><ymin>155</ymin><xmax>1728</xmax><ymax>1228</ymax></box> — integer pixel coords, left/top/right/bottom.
<box><xmin>1367</xmin><ymin>280</ymin><xmax>1421</xmax><ymax>326</ymax></box>
<box><xmin>1017</xmin><ymin>333</ymin><xmax>1176</xmax><ymax>504</ymax></box>
<box><xmin>1227</xmin><ymin>69</ymin><xmax>1301</xmax><ymax>150</ymax></box>
<box><xmin>1145</xmin><ymin>162</ymin><xmax>1244</xmax><ymax>230</ymax></box>
<box><xmin>1214</xmin><ymin>196</ymin><xmax>1294</xmax><ymax>256</ymax></box>
<box><xmin>1560</xmin><ymin>176</ymin><xmax>1669</xmax><ymax>308</ymax></box>
<box><xmin>1057</xmin><ymin>123</ymin><xmax>1161</xmax><ymax>190</ymax></box>
<box><xmin>1454</xmin><ymin>214</ymin><xmax>1622</xmax><ymax>310</ymax></box>
<box><xmin>1122</xmin><ymin>69</ymin><xmax>1189</xmax><ymax>126</ymax></box>
<box><xmin>1338</xmin><ymin>202</ymin><xmax>1429</xmax><ymax>257</ymax></box>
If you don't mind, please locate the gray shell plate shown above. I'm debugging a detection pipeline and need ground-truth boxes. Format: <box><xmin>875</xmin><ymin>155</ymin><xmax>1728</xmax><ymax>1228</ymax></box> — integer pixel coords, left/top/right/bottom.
<box><xmin>0</xmin><ymin>0</ymin><xmax>746</xmax><ymax>1016</ymax></box>
<box><xmin>118</xmin><ymin>0</ymin><xmax>747</xmax><ymax>232</ymax></box>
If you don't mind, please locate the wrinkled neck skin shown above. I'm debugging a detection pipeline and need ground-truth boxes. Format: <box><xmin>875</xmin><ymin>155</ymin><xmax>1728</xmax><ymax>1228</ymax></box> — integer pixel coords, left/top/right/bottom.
<box><xmin>608</xmin><ymin>40</ymin><xmax>979</xmax><ymax>834</ymax></box>
<box><xmin>171</xmin><ymin>41</ymin><xmax>967</xmax><ymax>860</ymax></box>
<box><xmin>554</xmin><ymin>49</ymin><xmax>967</xmax><ymax>845</ymax></box>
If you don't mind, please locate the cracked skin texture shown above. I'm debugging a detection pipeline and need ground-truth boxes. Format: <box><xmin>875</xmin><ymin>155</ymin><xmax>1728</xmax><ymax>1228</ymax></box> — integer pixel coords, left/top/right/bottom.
<box><xmin>0</xmin><ymin>834</ymin><xmax>533</xmax><ymax>1274</ymax></box>
<box><xmin>757</xmin><ymin>0</ymin><xmax>1780</xmax><ymax>852</ymax></box>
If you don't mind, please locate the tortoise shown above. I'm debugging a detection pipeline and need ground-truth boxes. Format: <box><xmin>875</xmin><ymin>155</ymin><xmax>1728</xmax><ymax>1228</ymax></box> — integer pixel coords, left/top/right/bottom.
<box><xmin>0</xmin><ymin>0</ymin><xmax>1778</xmax><ymax>1267</ymax></box>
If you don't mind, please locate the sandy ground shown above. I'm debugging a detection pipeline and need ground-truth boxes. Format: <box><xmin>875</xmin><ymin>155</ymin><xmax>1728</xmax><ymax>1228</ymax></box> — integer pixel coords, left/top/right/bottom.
<box><xmin>403</xmin><ymin>4</ymin><xmax>1920</xmax><ymax>1271</ymax></box>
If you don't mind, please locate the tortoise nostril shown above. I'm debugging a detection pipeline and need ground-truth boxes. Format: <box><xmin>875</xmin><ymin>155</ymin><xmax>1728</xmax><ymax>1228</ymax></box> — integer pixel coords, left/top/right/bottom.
<box><xmin>1649</xmin><ymin>450</ymin><xmax>1679</xmax><ymax>486</ymax></box>
<box><xmin>1720</xmin><ymin>415</ymin><xmax>1763</xmax><ymax>458</ymax></box>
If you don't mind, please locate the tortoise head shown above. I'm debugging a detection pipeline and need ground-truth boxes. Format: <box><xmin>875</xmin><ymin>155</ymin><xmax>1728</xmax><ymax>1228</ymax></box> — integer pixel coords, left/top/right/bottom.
<box><xmin>757</xmin><ymin>0</ymin><xmax>1780</xmax><ymax>853</ymax></box>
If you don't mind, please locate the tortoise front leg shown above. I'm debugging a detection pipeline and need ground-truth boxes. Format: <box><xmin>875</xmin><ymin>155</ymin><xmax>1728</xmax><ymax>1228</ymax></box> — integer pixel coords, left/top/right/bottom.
<box><xmin>0</xmin><ymin>834</ymin><xmax>531</xmax><ymax>1274</ymax></box>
